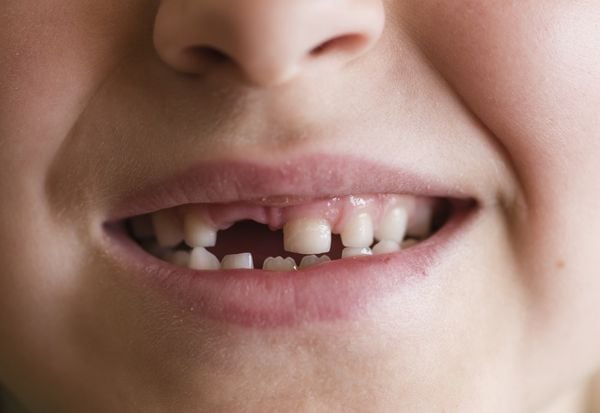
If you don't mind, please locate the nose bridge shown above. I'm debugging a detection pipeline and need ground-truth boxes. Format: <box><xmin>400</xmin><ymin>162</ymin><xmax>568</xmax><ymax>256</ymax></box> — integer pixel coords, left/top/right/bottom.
<box><xmin>153</xmin><ymin>0</ymin><xmax>385</xmax><ymax>87</ymax></box>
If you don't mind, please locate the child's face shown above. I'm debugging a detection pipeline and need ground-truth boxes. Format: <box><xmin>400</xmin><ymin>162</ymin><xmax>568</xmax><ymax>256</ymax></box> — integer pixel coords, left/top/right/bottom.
<box><xmin>1</xmin><ymin>1</ymin><xmax>600</xmax><ymax>411</ymax></box>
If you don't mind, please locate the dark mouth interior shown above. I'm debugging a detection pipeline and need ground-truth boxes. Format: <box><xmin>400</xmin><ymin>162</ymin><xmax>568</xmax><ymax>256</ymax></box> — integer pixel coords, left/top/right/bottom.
<box><xmin>205</xmin><ymin>221</ymin><xmax>345</xmax><ymax>264</ymax></box>
<box><xmin>123</xmin><ymin>197</ymin><xmax>459</xmax><ymax>266</ymax></box>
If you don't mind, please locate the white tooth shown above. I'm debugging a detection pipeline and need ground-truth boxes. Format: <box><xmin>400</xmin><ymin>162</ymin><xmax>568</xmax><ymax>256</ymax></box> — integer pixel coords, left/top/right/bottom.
<box><xmin>372</xmin><ymin>240</ymin><xmax>400</xmax><ymax>255</ymax></box>
<box><xmin>299</xmin><ymin>255</ymin><xmax>331</xmax><ymax>269</ymax></box>
<box><xmin>283</xmin><ymin>218</ymin><xmax>331</xmax><ymax>255</ymax></box>
<box><xmin>262</xmin><ymin>257</ymin><xmax>297</xmax><ymax>272</ymax></box>
<box><xmin>166</xmin><ymin>250</ymin><xmax>191</xmax><ymax>267</ymax></box>
<box><xmin>341</xmin><ymin>247</ymin><xmax>373</xmax><ymax>258</ymax></box>
<box><xmin>407</xmin><ymin>204</ymin><xmax>433</xmax><ymax>239</ymax></box>
<box><xmin>262</xmin><ymin>257</ymin><xmax>280</xmax><ymax>271</ymax></box>
<box><xmin>131</xmin><ymin>215</ymin><xmax>154</xmax><ymax>239</ymax></box>
<box><xmin>221</xmin><ymin>253</ymin><xmax>254</xmax><ymax>270</ymax></box>
<box><xmin>183</xmin><ymin>211</ymin><xmax>217</xmax><ymax>247</ymax></box>
<box><xmin>189</xmin><ymin>247</ymin><xmax>220</xmax><ymax>270</ymax></box>
<box><xmin>374</xmin><ymin>207</ymin><xmax>408</xmax><ymax>243</ymax></box>
<box><xmin>341</xmin><ymin>213</ymin><xmax>374</xmax><ymax>248</ymax></box>
<box><xmin>152</xmin><ymin>209</ymin><xmax>184</xmax><ymax>247</ymax></box>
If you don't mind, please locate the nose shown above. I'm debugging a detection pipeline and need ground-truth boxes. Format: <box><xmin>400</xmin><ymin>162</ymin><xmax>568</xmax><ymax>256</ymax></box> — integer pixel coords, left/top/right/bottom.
<box><xmin>153</xmin><ymin>0</ymin><xmax>385</xmax><ymax>87</ymax></box>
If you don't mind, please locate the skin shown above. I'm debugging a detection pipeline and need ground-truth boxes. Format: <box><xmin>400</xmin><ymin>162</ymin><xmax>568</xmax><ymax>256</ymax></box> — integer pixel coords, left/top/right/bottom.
<box><xmin>1</xmin><ymin>0</ymin><xmax>599</xmax><ymax>411</ymax></box>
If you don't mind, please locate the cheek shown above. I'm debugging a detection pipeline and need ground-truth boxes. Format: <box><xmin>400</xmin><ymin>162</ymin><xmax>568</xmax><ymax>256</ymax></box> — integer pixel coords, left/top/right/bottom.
<box><xmin>0</xmin><ymin>0</ymin><xmax>153</xmax><ymax>300</ymax></box>
<box><xmin>0</xmin><ymin>2</ymin><xmax>153</xmax><ymax>400</ymax></box>
<box><xmin>411</xmin><ymin>0</ymin><xmax>600</xmax><ymax>191</ymax></box>
<box><xmin>0</xmin><ymin>1</ymin><xmax>151</xmax><ymax>172</ymax></box>
<box><xmin>410</xmin><ymin>0</ymin><xmax>600</xmax><ymax>380</ymax></box>
<box><xmin>411</xmin><ymin>0</ymin><xmax>600</xmax><ymax>257</ymax></box>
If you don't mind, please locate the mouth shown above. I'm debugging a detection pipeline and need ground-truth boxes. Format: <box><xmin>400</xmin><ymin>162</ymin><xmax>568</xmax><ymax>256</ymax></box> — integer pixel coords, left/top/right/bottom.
<box><xmin>102</xmin><ymin>155</ymin><xmax>480</xmax><ymax>328</ymax></box>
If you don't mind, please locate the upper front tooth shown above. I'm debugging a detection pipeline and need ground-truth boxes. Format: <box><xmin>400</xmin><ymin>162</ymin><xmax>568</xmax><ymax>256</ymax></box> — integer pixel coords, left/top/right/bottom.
<box><xmin>341</xmin><ymin>213</ymin><xmax>373</xmax><ymax>248</ymax></box>
<box><xmin>374</xmin><ymin>207</ymin><xmax>408</xmax><ymax>243</ymax></box>
<box><xmin>299</xmin><ymin>255</ymin><xmax>331</xmax><ymax>269</ymax></box>
<box><xmin>189</xmin><ymin>247</ymin><xmax>220</xmax><ymax>270</ymax></box>
<box><xmin>263</xmin><ymin>257</ymin><xmax>297</xmax><ymax>272</ymax></box>
<box><xmin>151</xmin><ymin>209</ymin><xmax>184</xmax><ymax>247</ymax></box>
<box><xmin>183</xmin><ymin>210</ymin><xmax>217</xmax><ymax>247</ymax></box>
<box><xmin>283</xmin><ymin>218</ymin><xmax>331</xmax><ymax>255</ymax></box>
<box><xmin>221</xmin><ymin>253</ymin><xmax>254</xmax><ymax>270</ymax></box>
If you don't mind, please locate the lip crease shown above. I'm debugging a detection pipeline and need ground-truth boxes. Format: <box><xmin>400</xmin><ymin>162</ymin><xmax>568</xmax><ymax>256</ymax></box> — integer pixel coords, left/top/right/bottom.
<box><xmin>101</xmin><ymin>154</ymin><xmax>480</xmax><ymax>328</ymax></box>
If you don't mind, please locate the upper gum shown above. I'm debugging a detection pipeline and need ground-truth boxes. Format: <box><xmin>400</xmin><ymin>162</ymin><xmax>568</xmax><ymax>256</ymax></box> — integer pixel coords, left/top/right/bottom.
<box><xmin>177</xmin><ymin>194</ymin><xmax>428</xmax><ymax>233</ymax></box>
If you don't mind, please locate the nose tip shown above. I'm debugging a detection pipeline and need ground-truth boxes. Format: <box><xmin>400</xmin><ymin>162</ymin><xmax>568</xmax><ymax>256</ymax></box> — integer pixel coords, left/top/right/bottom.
<box><xmin>153</xmin><ymin>0</ymin><xmax>385</xmax><ymax>87</ymax></box>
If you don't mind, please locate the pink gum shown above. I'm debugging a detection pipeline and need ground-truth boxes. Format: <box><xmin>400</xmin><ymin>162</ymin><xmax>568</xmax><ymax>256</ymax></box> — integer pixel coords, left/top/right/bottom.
<box><xmin>179</xmin><ymin>194</ymin><xmax>435</xmax><ymax>234</ymax></box>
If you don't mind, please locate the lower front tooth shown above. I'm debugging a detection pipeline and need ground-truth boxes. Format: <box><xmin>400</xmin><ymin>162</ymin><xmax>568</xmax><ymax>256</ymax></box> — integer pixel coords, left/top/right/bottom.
<box><xmin>372</xmin><ymin>240</ymin><xmax>400</xmax><ymax>255</ymax></box>
<box><xmin>222</xmin><ymin>253</ymin><xmax>254</xmax><ymax>270</ymax></box>
<box><xmin>341</xmin><ymin>247</ymin><xmax>373</xmax><ymax>258</ymax></box>
<box><xmin>263</xmin><ymin>257</ymin><xmax>297</xmax><ymax>272</ymax></box>
<box><xmin>189</xmin><ymin>247</ymin><xmax>220</xmax><ymax>270</ymax></box>
<box><xmin>299</xmin><ymin>255</ymin><xmax>331</xmax><ymax>269</ymax></box>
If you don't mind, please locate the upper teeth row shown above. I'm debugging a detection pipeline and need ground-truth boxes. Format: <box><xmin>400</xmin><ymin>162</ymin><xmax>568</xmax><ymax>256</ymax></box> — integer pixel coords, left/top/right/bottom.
<box><xmin>145</xmin><ymin>203</ymin><xmax>429</xmax><ymax>251</ymax></box>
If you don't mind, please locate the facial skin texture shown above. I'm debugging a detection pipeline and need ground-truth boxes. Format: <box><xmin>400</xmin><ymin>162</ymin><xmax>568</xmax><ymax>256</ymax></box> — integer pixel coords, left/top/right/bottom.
<box><xmin>1</xmin><ymin>0</ymin><xmax>600</xmax><ymax>412</ymax></box>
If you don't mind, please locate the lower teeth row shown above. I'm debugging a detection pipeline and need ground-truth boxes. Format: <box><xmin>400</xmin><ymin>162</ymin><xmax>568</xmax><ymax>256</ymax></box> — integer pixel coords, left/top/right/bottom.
<box><xmin>143</xmin><ymin>238</ymin><xmax>421</xmax><ymax>272</ymax></box>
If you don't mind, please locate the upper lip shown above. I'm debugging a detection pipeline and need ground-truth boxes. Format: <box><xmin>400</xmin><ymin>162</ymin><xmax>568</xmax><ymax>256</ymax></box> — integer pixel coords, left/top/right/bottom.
<box><xmin>108</xmin><ymin>153</ymin><xmax>480</xmax><ymax>221</ymax></box>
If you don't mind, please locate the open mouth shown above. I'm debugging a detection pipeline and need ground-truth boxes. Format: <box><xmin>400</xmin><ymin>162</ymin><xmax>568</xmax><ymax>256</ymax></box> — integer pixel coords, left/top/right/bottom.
<box><xmin>102</xmin><ymin>156</ymin><xmax>480</xmax><ymax>327</ymax></box>
<box><xmin>124</xmin><ymin>194</ymin><xmax>459</xmax><ymax>271</ymax></box>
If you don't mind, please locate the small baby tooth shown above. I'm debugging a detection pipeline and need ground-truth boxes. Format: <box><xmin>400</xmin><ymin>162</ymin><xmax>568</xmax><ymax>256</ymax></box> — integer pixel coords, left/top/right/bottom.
<box><xmin>131</xmin><ymin>215</ymin><xmax>154</xmax><ymax>239</ymax></box>
<box><xmin>299</xmin><ymin>255</ymin><xmax>331</xmax><ymax>269</ymax></box>
<box><xmin>166</xmin><ymin>250</ymin><xmax>191</xmax><ymax>267</ymax></box>
<box><xmin>221</xmin><ymin>253</ymin><xmax>254</xmax><ymax>270</ymax></box>
<box><xmin>407</xmin><ymin>202</ymin><xmax>433</xmax><ymax>239</ymax></box>
<box><xmin>341</xmin><ymin>247</ymin><xmax>373</xmax><ymax>258</ymax></box>
<box><xmin>284</xmin><ymin>218</ymin><xmax>331</xmax><ymax>255</ymax></box>
<box><xmin>262</xmin><ymin>257</ymin><xmax>297</xmax><ymax>272</ymax></box>
<box><xmin>183</xmin><ymin>211</ymin><xmax>217</xmax><ymax>247</ymax></box>
<box><xmin>152</xmin><ymin>209</ymin><xmax>184</xmax><ymax>247</ymax></box>
<box><xmin>189</xmin><ymin>247</ymin><xmax>220</xmax><ymax>270</ymax></box>
<box><xmin>374</xmin><ymin>207</ymin><xmax>408</xmax><ymax>243</ymax></box>
<box><xmin>372</xmin><ymin>240</ymin><xmax>401</xmax><ymax>255</ymax></box>
<box><xmin>341</xmin><ymin>213</ymin><xmax>374</xmax><ymax>248</ymax></box>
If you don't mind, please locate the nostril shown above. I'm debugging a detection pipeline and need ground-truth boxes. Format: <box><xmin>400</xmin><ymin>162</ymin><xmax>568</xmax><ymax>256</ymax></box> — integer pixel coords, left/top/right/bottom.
<box><xmin>183</xmin><ymin>45</ymin><xmax>231</xmax><ymax>66</ymax></box>
<box><xmin>309</xmin><ymin>34</ymin><xmax>369</xmax><ymax>57</ymax></box>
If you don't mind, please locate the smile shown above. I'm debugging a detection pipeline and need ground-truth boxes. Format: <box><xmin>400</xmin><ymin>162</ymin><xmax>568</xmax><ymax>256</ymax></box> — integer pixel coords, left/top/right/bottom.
<box><xmin>102</xmin><ymin>155</ymin><xmax>480</xmax><ymax>327</ymax></box>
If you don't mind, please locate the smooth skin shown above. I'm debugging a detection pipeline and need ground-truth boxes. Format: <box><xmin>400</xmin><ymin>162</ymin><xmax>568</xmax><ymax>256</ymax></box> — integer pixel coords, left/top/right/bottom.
<box><xmin>1</xmin><ymin>0</ymin><xmax>600</xmax><ymax>412</ymax></box>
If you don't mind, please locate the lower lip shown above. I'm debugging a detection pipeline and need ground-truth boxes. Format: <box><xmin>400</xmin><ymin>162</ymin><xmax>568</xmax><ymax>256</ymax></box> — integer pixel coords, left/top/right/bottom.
<box><xmin>103</xmin><ymin>206</ymin><xmax>478</xmax><ymax>328</ymax></box>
